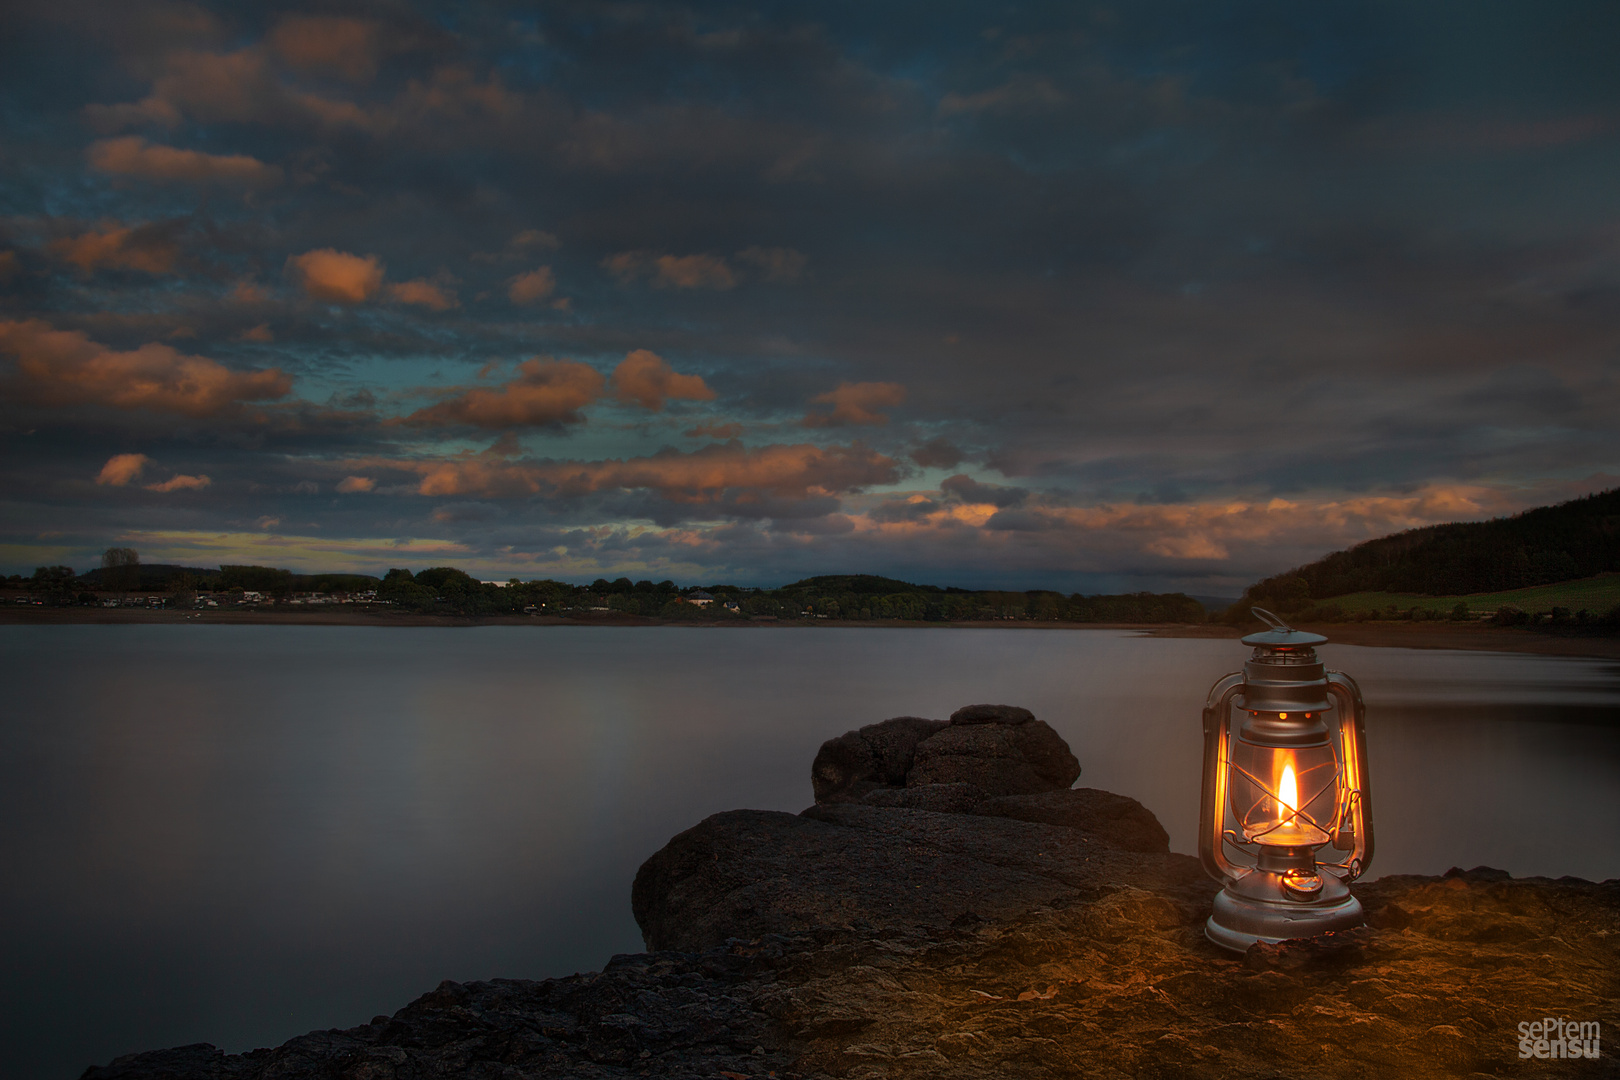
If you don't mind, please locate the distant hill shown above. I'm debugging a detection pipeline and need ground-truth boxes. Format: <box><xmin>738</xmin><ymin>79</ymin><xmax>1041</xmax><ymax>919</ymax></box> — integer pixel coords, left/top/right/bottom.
<box><xmin>1240</xmin><ymin>488</ymin><xmax>1620</xmax><ymax>610</ymax></box>
<box><xmin>779</xmin><ymin>574</ymin><xmax>948</xmax><ymax>595</ymax></box>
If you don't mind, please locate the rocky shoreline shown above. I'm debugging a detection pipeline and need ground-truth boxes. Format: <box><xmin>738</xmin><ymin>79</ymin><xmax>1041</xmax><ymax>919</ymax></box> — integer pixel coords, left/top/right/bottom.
<box><xmin>84</xmin><ymin>707</ymin><xmax>1620</xmax><ymax>1079</ymax></box>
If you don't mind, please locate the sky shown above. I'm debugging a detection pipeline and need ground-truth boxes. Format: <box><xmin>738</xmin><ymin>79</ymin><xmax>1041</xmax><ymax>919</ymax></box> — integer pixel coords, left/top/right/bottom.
<box><xmin>2</xmin><ymin>1</ymin><xmax>1618</xmax><ymax>593</ymax></box>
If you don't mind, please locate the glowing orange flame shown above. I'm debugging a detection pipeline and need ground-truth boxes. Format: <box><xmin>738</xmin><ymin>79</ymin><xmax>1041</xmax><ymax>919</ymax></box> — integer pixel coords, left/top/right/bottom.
<box><xmin>1279</xmin><ymin>761</ymin><xmax>1298</xmax><ymax>822</ymax></box>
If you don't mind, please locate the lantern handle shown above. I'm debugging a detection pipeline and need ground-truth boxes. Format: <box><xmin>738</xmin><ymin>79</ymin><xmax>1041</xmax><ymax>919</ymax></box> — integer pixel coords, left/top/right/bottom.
<box><xmin>1251</xmin><ymin>606</ymin><xmax>1294</xmax><ymax>633</ymax></box>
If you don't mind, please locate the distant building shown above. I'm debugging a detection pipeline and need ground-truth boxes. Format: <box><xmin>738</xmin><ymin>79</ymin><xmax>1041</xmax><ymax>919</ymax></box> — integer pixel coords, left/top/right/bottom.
<box><xmin>687</xmin><ymin>590</ymin><xmax>714</xmax><ymax>606</ymax></box>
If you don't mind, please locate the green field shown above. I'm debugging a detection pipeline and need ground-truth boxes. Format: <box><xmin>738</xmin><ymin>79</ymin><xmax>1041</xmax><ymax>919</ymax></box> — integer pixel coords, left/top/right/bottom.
<box><xmin>1322</xmin><ymin>573</ymin><xmax>1620</xmax><ymax>616</ymax></box>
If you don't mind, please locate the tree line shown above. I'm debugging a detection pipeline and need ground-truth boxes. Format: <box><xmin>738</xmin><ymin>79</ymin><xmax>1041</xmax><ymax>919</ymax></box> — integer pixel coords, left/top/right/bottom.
<box><xmin>9</xmin><ymin>553</ymin><xmax>1207</xmax><ymax>623</ymax></box>
<box><xmin>375</xmin><ymin>569</ymin><xmax>1208</xmax><ymax>622</ymax></box>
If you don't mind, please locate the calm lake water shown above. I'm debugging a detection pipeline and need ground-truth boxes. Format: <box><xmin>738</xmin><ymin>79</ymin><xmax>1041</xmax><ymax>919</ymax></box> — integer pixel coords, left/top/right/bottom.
<box><xmin>2</xmin><ymin>625</ymin><xmax>1617</xmax><ymax>1078</ymax></box>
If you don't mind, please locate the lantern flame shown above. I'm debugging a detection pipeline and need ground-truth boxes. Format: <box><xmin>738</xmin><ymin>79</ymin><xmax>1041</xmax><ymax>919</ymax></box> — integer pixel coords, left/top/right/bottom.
<box><xmin>1279</xmin><ymin>762</ymin><xmax>1298</xmax><ymax>822</ymax></box>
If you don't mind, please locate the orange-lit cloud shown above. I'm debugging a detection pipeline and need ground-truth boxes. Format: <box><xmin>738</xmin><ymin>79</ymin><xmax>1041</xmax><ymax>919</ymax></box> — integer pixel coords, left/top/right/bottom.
<box><xmin>336</xmin><ymin>475</ymin><xmax>376</xmax><ymax>493</ymax></box>
<box><xmin>49</xmin><ymin>223</ymin><xmax>179</xmax><ymax>275</ymax></box>
<box><xmin>803</xmin><ymin>381</ymin><xmax>906</xmax><ymax>426</ymax></box>
<box><xmin>87</xmin><ymin>136</ymin><xmax>282</xmax><ymax>186</ymax></box>
<box><xmin>0</xmin><ymin>251</ymin><xmax>18</xmax><ymax>283</ymax></box>
<box><xmin>96</xmin><ymin>453</ymin><xmax>152</xmax><ymax>486</ymax></box>
<box><xmin>146</xmin><ymin>473</ymin><xmax>211</xmax><ymax>492</ymax></box>
<box><xmin>387</xmin><ymin>278</ymin><xmax>459</xmax><ymax>310</ymax></box>
<box><xmin>390</xmin><ymin>440</ymin><xmax>901</xmax><ymax>502</ymax></box>
<box><xmin>0</xmin><ymin>319</ymin><xmax>292</xmax><ymax>417</ymax></box>
<box><xmin>507</xmin><ymin>267</ymin><xmax>556</xmax><ymax>304</ymax></box>
<box><xmin>231</xmin><ymin>280</ymin><xmax>272</xmax><ymax>304</ymax></box>
<box><xmin>236</xmin><ymin>323</ymin><xmax>275</xmax><ymax>342</ymax></box>
<box><xmin>267</xmin><ymin>16</ymin><xmax>380</xmax><ymax>82</ymax></box>
<box><xmin>848</xmin><ymin>483</ymin><xmax>1526</xmax><ymax>570</ymax></box>
<box><xmin>610</xmin><ymin>349</ymin><xmax>716</xmax><ymax>410</ymax></box>
<box><xmin>603</xmin><ymin>251</ymin><xmax>736</xmax><ymax>289</ymax></box>
<box><xmin>402</xmin><ymin>357</ymin><xmax>606</xmax><ymax>428</ymax></box>
<box><xmin>287</xmin><ymin>249</ymin><xmax>384</xmax><ymax>303</ymax></box>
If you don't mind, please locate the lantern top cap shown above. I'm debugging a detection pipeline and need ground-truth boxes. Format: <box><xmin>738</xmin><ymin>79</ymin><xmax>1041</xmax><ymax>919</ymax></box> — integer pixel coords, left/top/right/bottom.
<box><xmin>1241</xmin><ymin>606</ymin><xmax>1329</xmax><ymax>648</ymax></box>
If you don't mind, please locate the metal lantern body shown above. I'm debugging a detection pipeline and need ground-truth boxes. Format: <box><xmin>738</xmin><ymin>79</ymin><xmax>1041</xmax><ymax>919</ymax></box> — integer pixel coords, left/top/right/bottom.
<box><xmin>1200</xmin><ymin>610</ymin><xmax>1374</xmax><ymax>952</ymax></box>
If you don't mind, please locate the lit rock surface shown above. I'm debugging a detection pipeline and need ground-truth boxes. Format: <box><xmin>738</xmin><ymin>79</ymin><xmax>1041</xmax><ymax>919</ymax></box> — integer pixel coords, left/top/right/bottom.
<box><xmin>84</xmin><ymin>870</ymin><xmax>1620</xmax><ymax>1079</ymax></box>
<box><xmin>82</xmin><ymin>708</ymin><xmax>1620</xmax><ymax>1079</ymax></box>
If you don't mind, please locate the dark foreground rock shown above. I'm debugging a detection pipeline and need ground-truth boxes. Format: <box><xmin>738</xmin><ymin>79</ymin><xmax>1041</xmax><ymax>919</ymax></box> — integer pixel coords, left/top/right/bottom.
<box><xmin>87</xmin><ymin>871</ymin><xmax>1620</xmax><ymax>1079</ymax></box>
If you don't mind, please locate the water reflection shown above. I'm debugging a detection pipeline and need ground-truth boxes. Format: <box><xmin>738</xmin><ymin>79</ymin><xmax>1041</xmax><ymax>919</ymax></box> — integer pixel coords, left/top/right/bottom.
<box><xmin>0</xmin><ymin>625</ymin><xmax>1615</xmax><ymax>1078</ymax></box>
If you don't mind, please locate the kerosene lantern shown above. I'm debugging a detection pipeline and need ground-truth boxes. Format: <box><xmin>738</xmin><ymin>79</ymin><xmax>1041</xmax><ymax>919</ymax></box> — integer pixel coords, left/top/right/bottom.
<box><xmin>1199</xmin><ymin>608</ymin><xmax>1373</xmax><ymax>951</ymax></box>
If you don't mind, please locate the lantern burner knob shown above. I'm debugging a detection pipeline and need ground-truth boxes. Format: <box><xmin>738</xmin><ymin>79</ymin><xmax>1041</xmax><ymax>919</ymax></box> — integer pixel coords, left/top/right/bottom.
<box><xmin>1281</xmin><ymin>868</ymin><xmax>1325</xmax><ymax>901</ymax></box>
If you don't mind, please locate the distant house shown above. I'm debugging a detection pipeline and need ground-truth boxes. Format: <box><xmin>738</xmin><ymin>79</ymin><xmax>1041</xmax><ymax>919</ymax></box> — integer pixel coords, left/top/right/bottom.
<box><xmin>687</xmin><ymin>590</ymin><xmax>714</xmax><ymax>607</ymax></box>
<box><xmin>723</xmin><ymin>599</ymin><xmax>740</xmax><ymax>612</ymax></box>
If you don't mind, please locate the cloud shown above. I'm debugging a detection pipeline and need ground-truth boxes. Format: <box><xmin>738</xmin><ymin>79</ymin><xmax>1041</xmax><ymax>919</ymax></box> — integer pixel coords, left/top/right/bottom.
<box><xmin>391</xmin><ymin>440</ymin><xmax>901</xmax><ymax>504</ymax></box>
<box><xmin>231</xmin><ymin>280</ymin><xmax>272</xmax><ymax>304</ymax></box>
<box><xmin>94</xmin><ymin>453</ymin><xmax>209</xmax><ymax>493</ymax></box>
<box><xmin>336</xmin><ymin>475</ymin><xmax>376</xmax><ymax>493</ymax></box>
<box><xmin>236</xmin><ymin>323</ymin><xmax>275</xmax><ymax>342</ymax></box>
<box><xmin>287</xmin><ymin>249</ymin><xmax>385</xmax><ymax>304</ymax></box>
<box><xmin>0</xmin><ymin>251</ymin><xmax>17</xmax><ymax>283</ymax></box>
<box><xmin>267</xmin><ymin>16</ymin><xmax>380</xmax><ymax>82</ymax></box>
<box><xmin>96</xmin><ymin>453</ymin><xmax>152</xmax><ymax>486</ymax></box>
<box><xmin>401</xmin><ymin>357</ymin><xmax>606</xmax><ymax>428</ymax></box>
<box><xmin>604</xmin><ymin>251</ymin><xmax>736</xmax><ymax>289</ymax></box>
<box><xmin>735</xmin><ymin>246</ymin><xmax>807</xmax><ymax>282</ymax></box>
<box><xmin>87</xmin><ymin>136</ymin><xmax>282</xmax><ymax>186</ymax></box>
<box><xmin>49</xmin><ymin>222</ymin><xmax>179</xmax><ymax>275</ymax></box>
<box><xmin>803</xmin><ymin>381</ymin><xmax>906</xmax><ymax>427</ymax></box>
<box><xmin>507</xmin><ymin>267</ymin><xmax>556</xmax><ymax>304</ymax></box>
<box><xmin>940</xmin><ymin>473</ymin><xmax>1027</xmax><ymax>507</ymax></box>
<box><xmin>146</xmin><ymin>473</ymin><xmax>210</xmax><ymax>492</ymax></box>
<box><xmin>387</xmin><ymin>278</ymin><xmax>459</xmax><ymax>311</ymax></box>
<box><xmin>610</xmin><ymin>349</ymin><xmax>716</xmax><ymax>410</ymax></box>
<box><xmin>0</xmin><ymin>319</ymin><xmax>292</xmax><ymax>416</ymax></box>
<box><xmin>686</xmin><ymin>421</ymin><xmax>745</xmax><ymax>439</ymax></box>
<box><xmin>910</xmin><ymin>437</ymin><xmax>964</xmax><ymax>469</ymax></box>
<box><xmin>511</xmin><ymin>229</ymin><xmax>559</xmax><ymax>250</ymax></box>
<box><xmin>938</xmin><ymin>75</ymin><xmax>1067</xmax><ymax>117</ymax></box>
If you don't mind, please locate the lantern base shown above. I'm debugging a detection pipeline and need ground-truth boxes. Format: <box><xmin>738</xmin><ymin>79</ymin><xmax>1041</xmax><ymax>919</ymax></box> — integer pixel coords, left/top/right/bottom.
<box><xmin>1205</xmin><ymin>871</ymin><xmax>1364</xmax><ymax>953</ymax></box>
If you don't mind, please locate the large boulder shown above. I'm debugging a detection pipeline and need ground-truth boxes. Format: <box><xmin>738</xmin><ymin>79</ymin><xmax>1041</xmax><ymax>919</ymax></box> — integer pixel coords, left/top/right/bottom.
<box><xmin>631</xmin><ymin>797</ymin><xmax>1203</xmax><ymax>953</ymax></box>
<box><xmin>976</xmin><ymin>788</ymin><xmax>1172</xmax><ymax>853</ymax></box>
<box><xmin>811</xmin><ymin>704</ymin><xmax>1080</xmax><ymax>804</ymax></box>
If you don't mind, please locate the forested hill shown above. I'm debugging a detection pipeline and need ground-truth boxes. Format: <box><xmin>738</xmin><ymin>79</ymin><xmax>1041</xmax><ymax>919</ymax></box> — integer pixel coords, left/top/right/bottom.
<box><xmin>1242</xmin><ymin>487</ymin><xmax>1620</xmax><ymax>606</ymax></box>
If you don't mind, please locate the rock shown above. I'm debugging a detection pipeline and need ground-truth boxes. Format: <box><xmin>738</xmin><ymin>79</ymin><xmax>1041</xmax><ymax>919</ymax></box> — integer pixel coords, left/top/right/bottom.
<box><xmin>89</xmin><ymin>872</ymin><xmax>1620</xmax><ymax>1079</ymax></box>
<box><xmin>862</xmin><ymin>781</ymin><xmax>987</xmax><ymax>813</ymax></box>
<box><xmin>811</xmin><ymin>715</ymin><xmax>946</xmax><ymax>803</ymax></box>
<box><xmin>811</xmin><ymin>705</ymin><xmax>1079</xmax><ymax>805</ymax></box>
<box><xmin>949</xmin><ymin>703</ymin><xmax>1035</xmax><ymax>725</ymax></box>
<box><xmin>631</xmin><ymin>800</ymin><xmax>1207</xmax><ymax>953</ymax></box>
<box><xmin>908</xmin><ymin>723</ymin><xmax>1053</xmax><ymax>795</ymax></box>
<box><xmin>974</xmin><ymin>788</ymin><xmax>1171</xmax><ymax>853</ymax></box>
